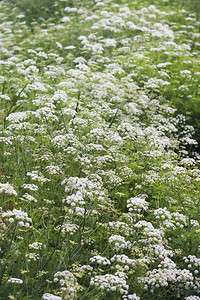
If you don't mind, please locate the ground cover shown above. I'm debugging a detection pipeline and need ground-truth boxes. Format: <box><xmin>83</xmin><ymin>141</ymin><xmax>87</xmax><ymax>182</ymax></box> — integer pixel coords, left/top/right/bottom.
<box><xmin>0</xmin><ymin>0</ymin><xmax>200</xmax><ymax>299</ymax></box>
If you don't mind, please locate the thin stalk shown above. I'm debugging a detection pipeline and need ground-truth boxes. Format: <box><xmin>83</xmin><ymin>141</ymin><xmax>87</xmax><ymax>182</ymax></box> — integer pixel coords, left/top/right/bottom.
<box><xmin>39</xmin><ymin>215</ymin><xmax>65</xmax><ymax>272</ymax></box>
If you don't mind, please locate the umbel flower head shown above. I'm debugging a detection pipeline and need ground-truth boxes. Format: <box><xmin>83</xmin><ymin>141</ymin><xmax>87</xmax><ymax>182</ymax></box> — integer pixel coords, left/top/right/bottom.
<box><xmin>0</xmin><ymin>183</ymin><xmax>17</xmax><ymax>196</ymax></box>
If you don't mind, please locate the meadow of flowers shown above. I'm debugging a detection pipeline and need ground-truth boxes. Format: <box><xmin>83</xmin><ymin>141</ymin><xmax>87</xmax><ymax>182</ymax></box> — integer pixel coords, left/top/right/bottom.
<box><xmin>0</xmin><ymin>0</ymin><xmax>200</xmax><ymax>299</ymax></box>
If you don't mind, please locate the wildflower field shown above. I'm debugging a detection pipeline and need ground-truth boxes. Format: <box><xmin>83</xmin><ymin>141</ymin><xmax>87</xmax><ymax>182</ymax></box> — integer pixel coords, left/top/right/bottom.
<box><xmin>0</xmin><ymin>0</ymin><xmax>200</xmax><ymax>299</ymax></box>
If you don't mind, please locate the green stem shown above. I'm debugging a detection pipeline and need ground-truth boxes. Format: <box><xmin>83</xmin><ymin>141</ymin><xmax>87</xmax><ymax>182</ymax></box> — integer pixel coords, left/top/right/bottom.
<box><xmin>39</xmin><ymin>215</ymin><xmax>65</xmax><ymax>272</ymax></box>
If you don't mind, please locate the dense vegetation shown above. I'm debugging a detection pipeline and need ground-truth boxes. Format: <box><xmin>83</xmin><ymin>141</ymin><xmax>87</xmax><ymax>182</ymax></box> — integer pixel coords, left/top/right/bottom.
<box><xmin>0</xmin><ymin>0</ymin><xmax>200</xmax><ymax>299</ymax></box>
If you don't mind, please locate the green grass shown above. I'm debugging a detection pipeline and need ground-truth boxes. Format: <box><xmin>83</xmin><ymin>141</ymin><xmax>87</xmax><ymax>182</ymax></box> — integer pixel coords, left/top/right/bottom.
<box><xmin>0</xmin><ymin>0</ymin><xmax>200</xmax><ymax>299</ymax></box>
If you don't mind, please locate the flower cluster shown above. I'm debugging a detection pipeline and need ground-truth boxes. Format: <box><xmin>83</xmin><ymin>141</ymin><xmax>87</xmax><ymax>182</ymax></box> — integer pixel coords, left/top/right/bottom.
<box><xmin>27</xmin><ymin>171</ymin><xmax>50</xmax><ymax>183</ymax></box>
<box><xmin>127</xmin><ymin>195</ymin><xmax>149</xmax><ymax>213</ymax></box>
<box><xmin>2</xmin><ymin>209</ymin><xmax>32</xmax><ymax>228</ymax></box>
<box><xmin>42</xmin><ymin>294</ymin><xmax>62</xmax><ymax>300</ymax></box>
<box><xmin>108</xmin><ymin>235</ymin><xmax>132</xmax><ymax>249</ymax></box>
<box><xmin>20</xmin><ymin>193</ymin><xmax>37</xmax><ymax>203</ymax></box>
<box><xmin>0</xmin><ymin>183</ymin><xmax>17</xmax><ymax>196</ymax></box>
<box><xmin>28</xmin><ymin>242</ymin><xmax>43</xmax><ymax>250</ymax></box>
<box><xmin>111</xmin><ymin>254</ymin><xmax>136</xmax><ymax>271</ymax></box>
<box><xmin>57</xmin><ymin>221</ymin><xmax>79</xmax><ymax>235</ymax></box>
<box><xmin>90</xmin><ymin>273</ymin><xmax>129</xmax><ymax>295</ymax></box>
<box><xmin>8</xmin><ymin>278</ymin><xmax>23</xmax><ymax>284</ymax></box>
<box><xmin>54</xmin><ymin>270</ymin><xmax>80</xmax><ymax>299</ymax></box>
<box><xmin>25</xmin><ymin>252</ymin><xmax>40</xmax><ymax>262</ymax></box>
<box><xmin>122</xmin><ymin>294</ymin><xmax>140</xmax><ymax>300</ymax></box>
<box><xmin>154</xmin><ymin>208</ymin><xmax>187</xmax><ymax>229</ymax></box>
<box><xmin>138</xmin><ymin>267</ymin><xmax>195</xmax><ymax>293</ymax></box>
<box><xmin>184</xmin><ymin>255</ymin><xmax>200</xmax><ymax>275</ymax></box>
<box><xmin>90</xmin><ymin>255</ymin><xmax>111</xmax><ymax>265</ymax></box>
